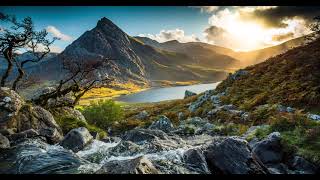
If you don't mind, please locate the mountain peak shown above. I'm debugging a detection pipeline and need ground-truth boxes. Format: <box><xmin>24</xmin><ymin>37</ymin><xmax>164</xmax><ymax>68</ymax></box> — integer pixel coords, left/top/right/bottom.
<box><xmin>96</xmin><ymin>17</ymin><xmax>117</xmax><ymax>29</ymax></box>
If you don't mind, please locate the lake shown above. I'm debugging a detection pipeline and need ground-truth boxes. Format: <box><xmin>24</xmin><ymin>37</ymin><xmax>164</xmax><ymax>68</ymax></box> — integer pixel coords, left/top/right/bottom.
<box><xmin>114</xmin><ymin>82</ymin><xmax>221</xmax><ymax>103</ymax></box>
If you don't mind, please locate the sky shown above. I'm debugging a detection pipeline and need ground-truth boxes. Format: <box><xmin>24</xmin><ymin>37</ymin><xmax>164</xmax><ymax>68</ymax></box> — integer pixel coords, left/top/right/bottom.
<box><xmin>1</xmin><ymin>6</ymin><xmax>319</xmax><ymax>52</ymax></box>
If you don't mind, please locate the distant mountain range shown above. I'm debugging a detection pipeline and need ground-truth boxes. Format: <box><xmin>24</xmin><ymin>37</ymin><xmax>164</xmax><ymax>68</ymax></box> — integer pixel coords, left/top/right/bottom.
<box><xmin>0</xmin><ymin>17</ymin><xmax>307</xmax><ymax>87</ymax></box>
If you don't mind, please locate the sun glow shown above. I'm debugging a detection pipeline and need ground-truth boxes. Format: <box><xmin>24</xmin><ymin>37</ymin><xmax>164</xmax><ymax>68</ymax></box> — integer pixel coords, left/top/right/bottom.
<box><xmin>206</xmin><ymin>8</ymin><xmax>310</xmax><ymax>51</ymax></box>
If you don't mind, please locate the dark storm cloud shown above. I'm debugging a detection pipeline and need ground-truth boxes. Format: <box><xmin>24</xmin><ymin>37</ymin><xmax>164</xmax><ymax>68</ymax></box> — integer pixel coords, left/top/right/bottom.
<box><xmin>247</xmin><ymin>6</ymin><xmax>320</xmax><ymax>28</ymax></box>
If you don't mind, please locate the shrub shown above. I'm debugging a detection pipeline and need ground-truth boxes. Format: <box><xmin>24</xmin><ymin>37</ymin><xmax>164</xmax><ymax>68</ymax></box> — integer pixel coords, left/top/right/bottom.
<box><xmin>55</xmin><ymin>116</ymin><xmax>107</xmax><ymax>139</ymax></box>
<box><xmin>80</xmin><ymin>99</ymin><xmax>124</xmax><ymax>130</ymax></box>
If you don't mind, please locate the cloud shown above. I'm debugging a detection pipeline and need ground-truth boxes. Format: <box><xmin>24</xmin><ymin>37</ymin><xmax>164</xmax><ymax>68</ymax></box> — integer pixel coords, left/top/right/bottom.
<box><xmin>139</xmin><ymin>29</ymin><xmax>200</xmax><ymax>43</ymax></box>
<box><xmin>46</xmin><ymin>26</ymin><xmax>72</xmax><ymax>41</ymax></box>
<box><xmin>238</xmin><ymin>6</ymin><xmax>320</xmax><ymax>29</ymax></box>
<box><xmin>202</xmin><ymin>7</ymin><xmax>314</xmax><ymax>50</ymax></box>
<box><xmin>31</xmin><ymin>43</ymin><xmax>63</xmax><ymax>53</ymax></box>
<box><xmin>192</xmin><ymin>6</ymin><xmax>220</xmax><ymax>13</ymax></box>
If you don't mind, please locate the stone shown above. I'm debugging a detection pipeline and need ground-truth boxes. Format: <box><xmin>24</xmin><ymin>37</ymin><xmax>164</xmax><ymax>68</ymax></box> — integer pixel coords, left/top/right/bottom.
<box><xmin>135</xmin><ymin>110</ymin><xmax>149</xmax><ymax>120</ymax></box>
<box><xmin>207</xmin><ymin>108</ymin><xmax>220</xmax><ymax>117</ymax></box>
<box><xmin>60</xmin><ymin>127</ymin><xmax>93</xmax><ymax>152</ymax></box>
<box><xmin>178</xmin><ymin>112</ymin><xmax>184</xmax><ymax>121</ymax></box>
<box><xmin>121</xmin><ymin>128</ymin><xmax>169</xmax><ymax>144</ymax></box>
<box><xmin>148</xmin><ymin>115</ymin><xmax>174</xmax><ymax>133</ymax></box>
<box><xmin>96</xmin><ymin>156</ymin><xmax>159</xmax><ymax>174</ymax></box>
<box><xmin>183</xmin><ymin>148</ymin><xmax>210</xmax><ymax>174</ymax></box>
<box><xmin>0</xmin><ymin>128</ymin><xmax>15</xmax><ymax>136</ymax></box>
<box><xmin>0</xmin><ymin>87</ymin><xmax>24</xmax><ymax>125</ymax></box>
<box><xmin>8</xmin><ymin>129</ymin><xmax>39</xmax><ymax>141</ymax></box>
<box><xmin>188</xmin><ymin>90</ymin><xmax>214</xmax><ymax>112</ymax></box>
<box><xmin>267</xmin><ymin>163</ymin><xmax>289</xmax><ymax>174</ymax></box>
<box><xmin>210</xmin><ymin>95</ymin><xmax>221</xmax><ymax>105</ymax></box>
<box><xmin>203</xmin><ymin>137</ymin><xmax>267</xmax><ymax>174</ymax></box>
<box><xmin>184</xmin><ymin>90</ymin><xmax>197</xmax><ymax>99</ymax></box>
<box><xmin>307</xmin><ymin>113</ymin><xmax>320</xmax><ymax>121</ymax></box>
<box><xmin>288</xmin><ymin>156</ymin><xmax>317</xmax><ymax>174</ymax></box>
<box><xmin>276</xmin><ymin>105</ymin><xmax>295</xmax><ymax>113</ymax></box>
<box><xmin>221</xmin><ymin>104</ymin><xmax>236</xmax><ymax>111</ymax></box>
<box><xmin>252</xmin><ymin>132</ymin><xmax>283</xmax><ymax>164</ymax></box>
<box><xmin>0</xmin><ymin>133</ymin><xmax>10</xmax><ymax>149</ymax></box>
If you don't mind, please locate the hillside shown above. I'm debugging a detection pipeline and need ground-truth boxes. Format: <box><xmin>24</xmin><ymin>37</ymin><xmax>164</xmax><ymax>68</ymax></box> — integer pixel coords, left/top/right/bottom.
<box><xmin>136</xmin><ymin>35</ymin><xmax>305</xmax><ymax>67</ymax></box>
<box><xmin>216</xmin><ymin>38</ymin><xmax>320</xmax><ymax>111</ymax></box>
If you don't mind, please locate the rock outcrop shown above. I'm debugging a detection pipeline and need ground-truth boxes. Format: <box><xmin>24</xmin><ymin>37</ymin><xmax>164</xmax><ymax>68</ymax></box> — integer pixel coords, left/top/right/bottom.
<box><xmin>0</xmin><ymin>88</ymin><xmax>63</xmax><ymax>144</ymax></box>
<box><xmin>188</xmin><ymin>90</ymin><xmax>214</xmax><ymax>112</ymax></box>
<box><xmin>204</xmin><ymin>137</ymin><xmax>267</xmax><ymax>174</ymax></box>
<box><xmin>148</xmin><ymin>115</ymin><xmax>174</xmax><ymax>133</ymax></box>
<box><xmin>252</xmin><ymin>132</ymin><xmax>283</xmax><ymax>165</ymax></box>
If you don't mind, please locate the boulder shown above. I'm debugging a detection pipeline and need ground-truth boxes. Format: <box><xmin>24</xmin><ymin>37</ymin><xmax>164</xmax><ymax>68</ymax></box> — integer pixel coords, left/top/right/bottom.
<box><xmin>288</xmin><ymin>156</ymin><xmax>317</xmax><ymax>174</ymax></box>
<box><xmin>188</xmin><ymin>90</ymin><xmax>214</xmax><ymax>112</ymax></box>
<box><xmin>135</xmin><ymin>110</ymin><xmax>149</xmax><ymax>120</ymax></box>
<box><xmin>0</xmin><ymin>133</ymin><xmax>10</xmax><ymax>149</ymax></box>
<box><xmin>0</xmin><ymin>87</ymin><xmax>24</xmax><ymax>126</ymax></box>
<box><xmin>183</xmin><ymin>148</ymin><xmax>210</xmax><ymax>174</ymax></box>
<box><xmin>0</xmin><ymin>128</ymin><xmax>15</xmax><ymax>136</ymax></box>
<box><xmin>203</xmin><ymin>137</ymin><xmax>267</xmax><ymax>174</ymax></box>
<box><xmin>121</xmin><ymin>128</ymin><xmax>169</xmax><ymax>144</ymax></box>
<box><xmin>96</xmin><ymin>156</ymin><xmax>159</xmax><ymax>174</ymax></box>
<box><xmin>60</xmin><ymin>127</ymin><xmax>93</xmax><ymax>152</ymax></box>
<box><xmin>14</xmin><ymin>105</ymin><xmax>63</xmax><ymax>143</ymax></box>
<box><xmin>177</xmin><ymin>117</ymin><xmax>214</xmax><ymax>135</ymax></box>
<box><xmin>252</xmin><ymin>132</ymin><xmax>283</xmax><ymax>164</ymax></box>
<box><xmin>8</xmin><ymin>129</ymin><xmax>39</xmax><ymax>141</ymax></box>
<box><xmin>148</xmin><ymin>115</ymin><xmax>174</xmax><ymax>133</ymax></box>
<box><xmin>184</xmin><ymin>90</ymin><xmax>197</xmax><ymax>99</ymax></box>
<box><xmin>32</xmin><ymin>106</ymin><xmax>63</xmax><ymax>142</ymax></box>
<box><xmin>307</xmin><ymin>113</ymin><xmax>320</xmax><ymax>121</ymax></box>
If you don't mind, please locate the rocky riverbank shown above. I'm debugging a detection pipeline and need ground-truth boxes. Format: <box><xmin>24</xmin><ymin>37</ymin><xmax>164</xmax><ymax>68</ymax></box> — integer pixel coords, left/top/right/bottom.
<box><xmin>1</xmin><ymin>86</ymin><xmax>319</xmax><ymax>174</ymax></box>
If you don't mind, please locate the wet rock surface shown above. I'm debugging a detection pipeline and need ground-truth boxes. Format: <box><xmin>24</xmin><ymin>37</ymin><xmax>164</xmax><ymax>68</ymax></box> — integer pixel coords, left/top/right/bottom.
<box><xmin>60</xmin><ymin>127</ymin><xmax>93</xmax><ymax>153</ymax></box>
<box><xmin>203</xmin><ymin>137</ymin><xmax>267</xmax><ymax>174</ymax></box>
<box><xmin>97</xmin><ymin>156</ymin><xmax>159</xmax><ymax>174</ymax></box>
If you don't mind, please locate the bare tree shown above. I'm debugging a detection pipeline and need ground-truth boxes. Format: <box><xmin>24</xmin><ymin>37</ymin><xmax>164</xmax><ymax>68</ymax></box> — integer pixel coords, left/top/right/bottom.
<box><xmin>0</xmin><ymin>12</ymin><xmax>57</xmax><ymax>90</ymax></box>
<box><xmin>33</xmin><ymin>57</ymin><xmax>114</xmax><ymax>108</ymax></box>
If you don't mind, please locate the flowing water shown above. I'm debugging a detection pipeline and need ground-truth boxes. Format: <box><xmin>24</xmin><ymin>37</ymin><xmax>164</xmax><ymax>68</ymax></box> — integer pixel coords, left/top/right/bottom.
<box><xmin>0</xmin><ymin>134</ymin><xmax>216</xmax><ymax>174</ymax></box>
<box><xmin>114</xmin><ymin>82</ymin><xmax>221</xmax><ymax>103</ymax></box>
